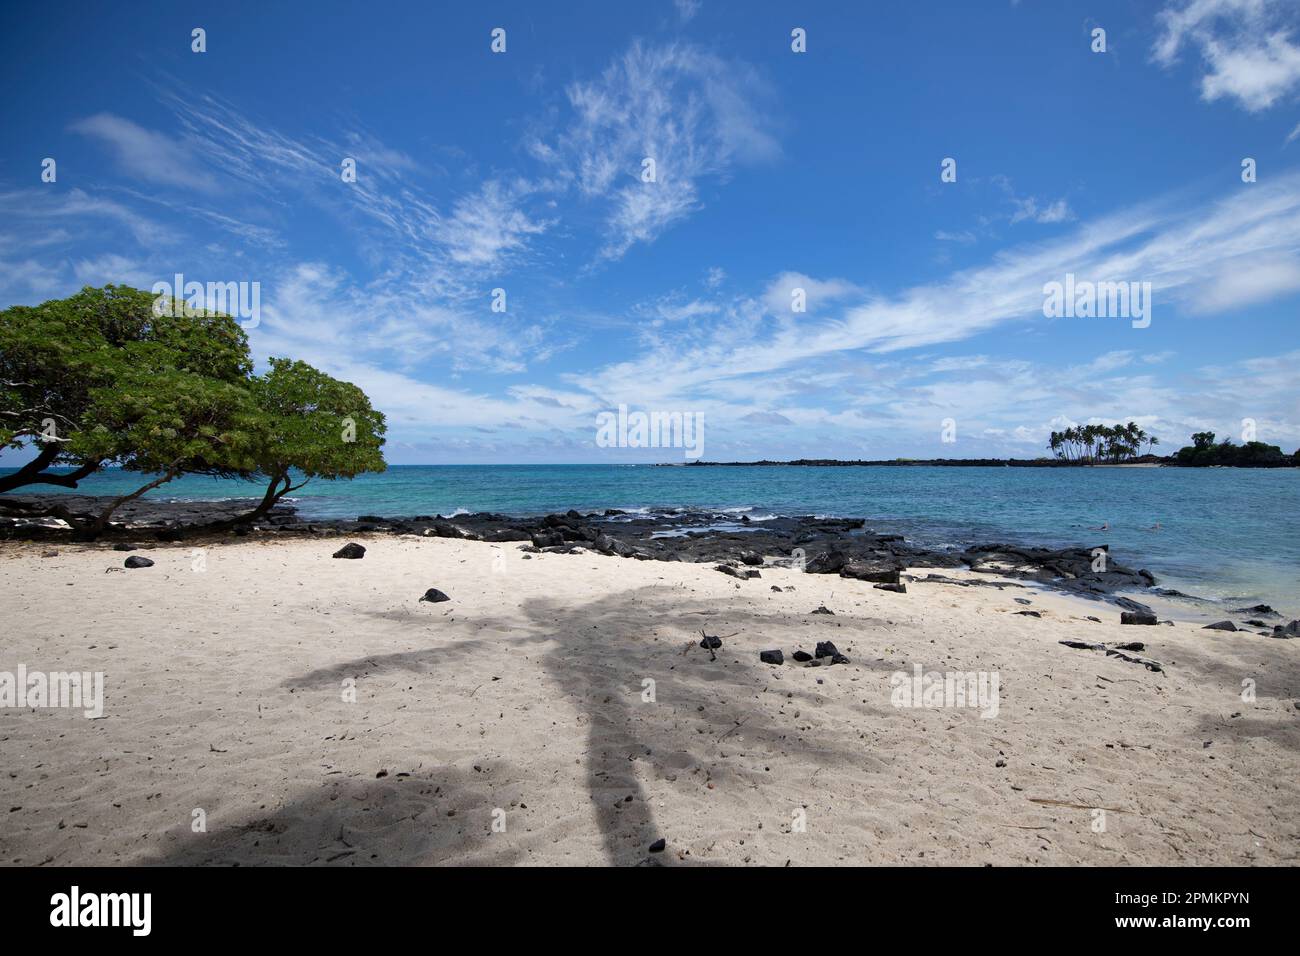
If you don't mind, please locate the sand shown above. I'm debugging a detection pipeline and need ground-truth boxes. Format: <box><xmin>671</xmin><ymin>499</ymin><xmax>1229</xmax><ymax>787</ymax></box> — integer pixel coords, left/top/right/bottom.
<box><xmin>1</xmin><ymin>534</ymin><xmax>1297</xmax><ymax>866</ymax></box>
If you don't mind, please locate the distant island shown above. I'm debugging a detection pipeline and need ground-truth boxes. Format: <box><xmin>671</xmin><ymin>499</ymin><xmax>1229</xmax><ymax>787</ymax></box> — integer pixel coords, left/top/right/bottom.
<box><xmin>677</xmin><ymin>457</ymin><xmax>1159</xmax><ymax>467</ymax></box>
<box><xmin>675</xmin><ymin>426</ymin><xmax>1298</xmax><ymax>468</ymax></box>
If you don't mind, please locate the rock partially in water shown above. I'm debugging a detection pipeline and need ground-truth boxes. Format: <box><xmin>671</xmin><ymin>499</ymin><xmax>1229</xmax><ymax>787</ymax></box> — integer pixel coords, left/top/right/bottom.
<box><xmin>1234</xmin><ymin>604</ymin><xmax>1278</xmax><ymax>616</ymax></box>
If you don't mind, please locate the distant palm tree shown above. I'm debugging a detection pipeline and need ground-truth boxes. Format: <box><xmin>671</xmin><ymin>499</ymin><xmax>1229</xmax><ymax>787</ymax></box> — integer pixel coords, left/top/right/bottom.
<box><xmin>1047</xmin><ymin>421</ymin><xmax>1160</xmax><ymax>463</ymax></box>
<box><xmin>1125</xmin><ymin>422</ymin><xmax>1143</xmax><ymax>461</ymax></box>
<box><xmin>1082</xmin><ymin>424</ymin><xmax>1101</xmax><ymax>463</ymax></box>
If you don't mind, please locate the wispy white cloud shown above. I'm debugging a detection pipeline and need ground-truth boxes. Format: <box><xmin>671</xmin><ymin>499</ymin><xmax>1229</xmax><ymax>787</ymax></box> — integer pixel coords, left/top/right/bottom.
<box><xmin>543</xmin><ymin>40</ymin><xmax>778</xmax><ymax>261</ymax></box>
<box><xmin>674</xmin><ymin>0</ymin><xmax>702</xmax><ymax>24</ymax></box>
<box><xmin>71</xmin><ymin>253</ymin><xmax>154</xmax><ymax>289</ymax></box>
<box><xmin>990</xmin><ymin>175</ymin><xmax>1074</xmax><ymax>226</ymax></box>
<box><xmin>1153</xmin><ymin>0</ymin><xmax>1300</xmax><ymax>111</ymax></box>
<box><xmin>434</xmin><ymin>179</ymin><xmax>550</xmax><ymax>267</ymax></box>
<box><xmin>568</xmin><ymin>173</ymin><xmax>1300</xmax><ymax>431</ymax></box>
<box><xmin>254</xmin><ymin>262</ymin><xmax>552</xmax><ymax>376</ymax></box>
<box><xmin>0</xmin><ymin>187</ymin><xmax>172</xmax><ymax>247</ymax></box>
<box><xmin>71</xmin><ymin>113</ymin><xmax>220</xmax><ymax>191</ymax></box>
<box><xmin>1011</xmin><ymin>196</ymin><xmax>1073</xmax><ymax>224</ymax></box>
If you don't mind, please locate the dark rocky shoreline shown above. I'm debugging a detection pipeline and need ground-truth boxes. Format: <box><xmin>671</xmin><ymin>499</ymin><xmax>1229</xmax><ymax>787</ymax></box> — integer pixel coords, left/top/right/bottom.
<box><xmin>3</xmin><ymin>493</ymin><xmax>1168</xmax><ymax>611</ymax></box>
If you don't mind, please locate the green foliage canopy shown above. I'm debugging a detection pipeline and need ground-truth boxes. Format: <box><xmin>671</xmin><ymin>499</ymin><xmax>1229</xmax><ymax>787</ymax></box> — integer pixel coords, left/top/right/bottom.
<box><xmin>1</xmin><ymin>285</ymin><xmax>387</xmax><ymax>534</ymax></box>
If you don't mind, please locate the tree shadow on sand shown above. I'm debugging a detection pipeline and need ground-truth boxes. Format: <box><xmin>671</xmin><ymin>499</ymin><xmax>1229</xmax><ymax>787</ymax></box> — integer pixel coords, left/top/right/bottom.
<box><xmin>1165</xmin><ymin>638</ymin><xmax>1300</xmax><ymax>757</ymax></box>
<box><xmin>138</xmin><ymin>768</ymin><xmax>527</xmax><ymax>866</ymax></box>
<box><xmin>276</xmin><ymin>583</ymin><xmax>894</xmax><ymax>865</ymax></box>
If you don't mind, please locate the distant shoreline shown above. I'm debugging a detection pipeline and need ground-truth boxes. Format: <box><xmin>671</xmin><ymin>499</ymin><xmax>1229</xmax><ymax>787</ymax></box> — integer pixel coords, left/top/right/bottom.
<box><xmin>4</xmin><ymin>457</ymin><xmax>1298</xmax><ymax>473</ymax></box>
<box><xmin>669</xmin><ymin>456</ymin><xmax>1297</xmax><ymax>468</ymax></box>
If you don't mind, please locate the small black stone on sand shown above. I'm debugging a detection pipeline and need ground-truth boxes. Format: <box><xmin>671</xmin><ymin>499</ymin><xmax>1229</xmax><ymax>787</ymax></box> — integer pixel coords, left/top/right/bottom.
<box><xmin>420</xmin><ymin>588</ymin><xmax>451</xmax><ymax>603</ymax></box>
<box><xmin>814</xmin><ymin>640</ymin><xmax>849</xmax><ymax>664</ymax></box>
<box><xmin>760</xmin><ymin>649</ymin><xmax>784</xmax><ymax>665</ymax></box>
<box><xmin>123</xmin><ymin>555</ymin><xmax>154</xmax><ymax>569</ymax></box>
<box><xmin>648</xmin><ymin>838</ymin><xmax>666</xmax><ymax>853</ymax></box>
<box><xmin>332</xmin><ymin>542</ymin><xmax>366</xmax><ymax>559</ymax></box>
<box><xmin>1120</xmin><ymin>611</ymin><xmax>1158</xmax><ymax>625</ymax></box>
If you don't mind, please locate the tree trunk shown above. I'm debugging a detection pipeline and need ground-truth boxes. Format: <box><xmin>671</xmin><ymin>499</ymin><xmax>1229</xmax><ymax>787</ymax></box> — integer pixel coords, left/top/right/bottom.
<box><xmin>76</xmin><ymin>469</ymin><xmax>180</xmax><ymax>541</ymax></box>
<box><xmin>202</xmin><ymin>471</ymin><xmax>303</xmax><ymax>530</ymax></box>
<box><xmin>0</xmin><ymin>446</ymin><xmax>99</xmax><ymax>494</ymax></box>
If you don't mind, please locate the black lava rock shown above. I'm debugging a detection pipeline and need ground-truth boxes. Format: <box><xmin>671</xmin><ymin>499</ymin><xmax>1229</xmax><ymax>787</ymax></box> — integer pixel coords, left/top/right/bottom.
<box><xmin>1120</xmin><ymin>611</ymin><xmax>1158</xmax><ymax>625</ymax></box>
<box><xmin>760</xmin><ymin>649</ymin><xmax>784</xmax><ymax>665</ymax></box>
<box><xmin>791</xmin><ymin>650</ymin><xmax>813</xmax><ymax>662</ymax></box>
<box><xmin>1202</xmin><ymin>620</ymin><xmax>1237</xmax><ymax>631</ymax></box>
<box><xmin>123</xmin><ymin>555</ymin><xmax>154</xmax><ymax>569</ymax></box>
<box><xmin>648</xmin><ymin>838</ymin><xmax>666</xmax><ymax>853</ymax></box>
<box><xmin>332</xmin><ymin>543</ymin><xmax>366</xmax><ymax>559</ymax></box>
<box><xmin>841</xmin><ymin>563</ymin><xmax>901</xmax><ymax>584</ymax></box>
<box><xmin>805</xmin><ymin>551</ymin><xmax>848</xmax><ymax>574</ymax></box>
<box><xmin>420</xmin><ymin>588</ymin><xmax>451</xmax><ymax>603</ymax></box>
<box><xmin>716</xmin><ymin>564</ymin><xmax>760</xmax><ymax>579</ymax></box>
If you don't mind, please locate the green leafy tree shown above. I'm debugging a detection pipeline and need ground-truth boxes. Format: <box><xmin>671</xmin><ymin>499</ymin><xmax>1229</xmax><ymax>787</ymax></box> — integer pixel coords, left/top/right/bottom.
<box><xmin>1176</xmin><ymin>436</ymin><xmax>1289</xmax><ymax>467</ymax></box>
<box><xmin>215</xmin><ymin>358</ymin><xmax>387</xmax><ymax>526</ymax></box>
<box><xmin>1</xmin><ymin>285</ymin><xmax>251</xmax><ymax>497</ymax></box>
<box><xmin>2</xmin><ymin>286</ymin><xmax>388</xmax><ymax>537</ymax></box>
<box><xmin>72</xmin><ymin>366</ymin><xmax>264</xmax><ymax>536</ymax></box>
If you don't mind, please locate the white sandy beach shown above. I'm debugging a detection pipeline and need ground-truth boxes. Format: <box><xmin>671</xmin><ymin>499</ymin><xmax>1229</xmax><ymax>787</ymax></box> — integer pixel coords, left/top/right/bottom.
<box><xmin>1</xmin><ymin>534</ymin><xmax>1297</xmax><ymax>866</ymax></box>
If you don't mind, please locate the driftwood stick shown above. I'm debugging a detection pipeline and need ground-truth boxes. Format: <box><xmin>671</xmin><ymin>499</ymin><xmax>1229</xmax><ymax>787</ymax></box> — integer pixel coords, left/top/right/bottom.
<box><xmin>1029</xmin><ymin>797</ymin><xmax>1131</xmax><ymax>814</ymax></box>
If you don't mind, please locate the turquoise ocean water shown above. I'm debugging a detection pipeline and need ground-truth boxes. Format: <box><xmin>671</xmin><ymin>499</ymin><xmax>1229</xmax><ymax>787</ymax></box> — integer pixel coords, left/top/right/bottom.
<box><xmin>6</xmin><ymin>464</ymin><xmax>1297</xmax><ymax>614</ymax></box>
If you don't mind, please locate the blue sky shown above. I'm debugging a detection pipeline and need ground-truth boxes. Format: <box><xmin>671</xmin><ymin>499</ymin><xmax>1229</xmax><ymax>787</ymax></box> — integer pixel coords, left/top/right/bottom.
<box><xmin>2</xmin><ymin>0</ymin><xmax>1299</xmax><ymax>464</ymax></box>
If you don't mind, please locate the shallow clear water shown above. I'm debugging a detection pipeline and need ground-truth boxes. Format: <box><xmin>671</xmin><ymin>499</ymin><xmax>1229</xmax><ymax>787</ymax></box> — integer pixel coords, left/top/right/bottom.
<box><xmin>8</xmin><ymin>464</ymin><xmax>1298</xmax><ymax>614</ymax></box>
